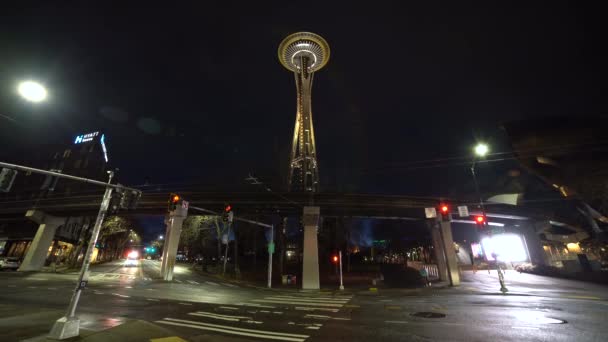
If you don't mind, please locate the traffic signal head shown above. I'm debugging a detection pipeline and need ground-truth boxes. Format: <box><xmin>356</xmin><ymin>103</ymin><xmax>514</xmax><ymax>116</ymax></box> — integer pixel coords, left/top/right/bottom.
<box><xmin>439</xmin><ymin>204</ymin><xmax>450</xmax><ymax>221</ymax></box>
<box><xmin>475</xmin><ymin>215</ymin><xmax>486</xmax><ymax>226</ymax></box>
<box><xmin>332</xmin><ymin>255</ymin><xmax>339</xmax><ymax>263</ymax></box>
<box><xmin>168</xmin><ymin>193</ymin><xmax>181</xmax><ymax>212</ymax></box>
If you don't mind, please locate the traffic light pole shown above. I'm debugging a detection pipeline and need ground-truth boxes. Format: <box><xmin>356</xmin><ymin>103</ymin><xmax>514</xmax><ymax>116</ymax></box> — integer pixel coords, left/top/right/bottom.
<box><xmin>48</xmin><ymin>171</ymin><xmax>115</xmax><ymax>340</ymax></box>
<box><xmin>339</xmin><ymin>250</ymin><xmax>344</xmax><ymax>290</ymax></box>
<box><xmin>471</xmin><ymin>161</ymin><xmax>508</xmax><ymax>293</ymax></box>
<box><xmin>188</xmin><ymin>206</ymin><xmax>274</xmax><ymax>288</ymax></box>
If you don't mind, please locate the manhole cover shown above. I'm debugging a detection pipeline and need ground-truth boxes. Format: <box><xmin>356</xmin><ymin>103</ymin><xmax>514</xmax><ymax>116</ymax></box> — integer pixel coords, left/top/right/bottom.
<box><xmin>410</xmin><ymin>312</ymin><xmax>446</xmax><ymax>318</ymax></box>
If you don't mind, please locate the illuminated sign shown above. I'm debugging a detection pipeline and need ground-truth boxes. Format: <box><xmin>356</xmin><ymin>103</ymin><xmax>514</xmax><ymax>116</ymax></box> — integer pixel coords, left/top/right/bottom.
<box><xmin>74</xmin><ymin>131</ymin><xmax>99</xmax><ymax>144</ymax></box>
<box><xmin>100</xmin><ymin>134</ymin><xmax>109</xmax><ymax>163</ymax></box>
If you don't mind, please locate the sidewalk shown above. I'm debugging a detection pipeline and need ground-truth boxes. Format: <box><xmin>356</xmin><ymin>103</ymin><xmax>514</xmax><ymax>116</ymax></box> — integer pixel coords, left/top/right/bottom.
<box><xmin>23</xmin><ymin>320</ymin><xmax>184</xmax><ymax>342</ymax></box>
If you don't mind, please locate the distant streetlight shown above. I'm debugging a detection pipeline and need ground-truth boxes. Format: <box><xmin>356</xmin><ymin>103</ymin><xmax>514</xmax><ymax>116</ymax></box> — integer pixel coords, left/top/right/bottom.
<box><xmin>17</xmin><ymin>80</ymin><xmax>48</xmax><ymax>103</ymax></box>
<box><xmin>159</xmin><ymin>235</ymin><xmax>163</xmax><ymax>240</ymax></box>
<box><xmin>474</xmin><ymin>143</ymin><xmax>489</xmax><ymax>157</ymax></box>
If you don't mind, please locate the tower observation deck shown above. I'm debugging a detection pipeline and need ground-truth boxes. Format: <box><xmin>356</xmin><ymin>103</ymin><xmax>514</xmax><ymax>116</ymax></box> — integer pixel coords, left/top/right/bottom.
<box><xmin>278</xmin><ymin>32</ymin><xmax>330</xmax><ymax>193</ymax></box>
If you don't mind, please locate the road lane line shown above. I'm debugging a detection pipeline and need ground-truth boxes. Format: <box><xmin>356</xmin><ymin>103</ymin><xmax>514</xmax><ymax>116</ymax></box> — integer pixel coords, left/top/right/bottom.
<box><xmin>189</xmin><ymin>312</ymin><xmax>251</xmax><ymax>322</ymax></box>
<box><xmin>254</xmin><ymin>299</ymin><xmax>343</xmax><ymax>307</ymax></box>
<box><xmin>156</xmin><ymin>320</ymin><xmax>306</xmax><ymax>342</ymax></box>
<box><xmin>205</xmin><ymin>281</ymin><xmax>219</xmax><ymax>286</ymax></box>
<box><xmin>174</xmin><ymin>279</ymin><xmax>183</xmax><ymax>283</ymax></box>
<box><xmin>224</xmin><ymin>283</ymin><xmax>237</xmax><ymax>287</ymax></box>
<box><xmin>295</xmin><ymin>307</ymin><xmax>339</xmax><ymax>313</ymax></box>
<box><xmin>160</xmin><ymin>318</ymin><xmax>309</xmax><ymax>339</ymax></box>
<box><xmin>146</xmin><ymin>298</ymin><xmax>160</xmax><ymax>301</ymax></box>
<box><xmin>186</xmin><ymin>280</ymin><xmax>200</xmax><ymax>285</ymax></box>
<box><xmin>219</xmin><ymin>306</ymin><xmax>239</xmax><ymax>310</ymax></box>
<box><xmin>179</xmin><ymin>302</ymin><xmax>193</xmax><ymax>306</ymax></box>
<box><xmin>111</xmin><ymin>293</ymin><xmax>131</xmax><ymax>298</ymax></box>
<box><xmin>235</xmin><ymin>303</ymin><xmax>276</xmax><ymax>309</ymax></box>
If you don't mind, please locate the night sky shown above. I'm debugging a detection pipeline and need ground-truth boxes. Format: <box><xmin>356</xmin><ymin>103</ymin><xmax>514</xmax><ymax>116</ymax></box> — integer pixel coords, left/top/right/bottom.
<box><xmin>1</xmin><ymin>2</ymin><xmax>604</xmax><ymax>198</ymax></box>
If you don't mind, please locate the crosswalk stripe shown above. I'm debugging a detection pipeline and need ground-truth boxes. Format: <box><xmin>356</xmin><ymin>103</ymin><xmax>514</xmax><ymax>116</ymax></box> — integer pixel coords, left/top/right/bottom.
<box><xmin>267</xmin><ymin>296</ymin><xmax>350</xmax><ymax>303</ymax></box>
<box><xmin>253</xmin><ymin>299</ymin><xmax>343</xmax><ymax>307</ymax></box>
<box><xmin>189</xmin><ymin>312</ymin><xmax>252</xmax><ymax>321</ymax></box>
<box><xmin>295</xmin><ymin>307</ymin><xmax>339</xmax><ymax>313</ymax></box>
<box><xmin>159</xmin><ymin>318</ymin><xmax>309</xmax><ymax>340</ymax></box>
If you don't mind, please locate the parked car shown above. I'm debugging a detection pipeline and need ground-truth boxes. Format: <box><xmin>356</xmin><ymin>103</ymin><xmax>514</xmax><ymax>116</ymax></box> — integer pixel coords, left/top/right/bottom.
<box><xmin>0</xmin><ymin>257</ymin><xmax>21</xmax><ymax>270</ymax></box>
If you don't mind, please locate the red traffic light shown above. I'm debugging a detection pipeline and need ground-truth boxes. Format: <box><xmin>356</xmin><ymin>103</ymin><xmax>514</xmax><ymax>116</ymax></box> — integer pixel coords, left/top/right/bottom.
<box><xmin>440</xmin><ymin>205</ymin><xmax>449</xmax><ymax>213</ymax></box>
<box><xmin>475</xmin><ymin>215</ymin><xmax>486</xmax><ymax>225</ymax></box>
<box><xmin>332</xmin><ymin>255</ymin><xmax>339</xmax><ymax>263</ymax></box>
<box><xmin>225</xmin><ymin>204</ymin><xmax>232</xmax><ymax>212</ymax></box>
<box><xmin>171</xmin><ymin>194</ymin><xmax>180</xmax><ymax>203</ymax></box>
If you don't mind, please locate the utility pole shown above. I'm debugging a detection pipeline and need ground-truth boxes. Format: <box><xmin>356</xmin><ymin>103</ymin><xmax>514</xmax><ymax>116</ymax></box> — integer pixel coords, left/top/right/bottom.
<box><xmin>189</xmin><ymin>206</ymin><xmax>274</xmax><ymax>288</ymax></box>
<box><xmin>48</xmin><ymin>171</ymin><xmax>114</xmax><ymax>340</ymax></box>
<box><xmin>339</xmin><ymin>250</ymin><xmax>344</xmax><ymax>291</ymax></box>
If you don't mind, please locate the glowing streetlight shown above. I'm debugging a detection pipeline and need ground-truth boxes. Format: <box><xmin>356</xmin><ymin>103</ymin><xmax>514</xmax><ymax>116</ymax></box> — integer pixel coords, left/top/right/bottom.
<box><xmin>159</xmin><ymin>235</ymin><xmax>164</xmax><ymax>240</ymax></box>
<box><xmin>474</xmin><ymin>143</ymin><xmax>489</xmax><ymax>157</ymax></box>
<box><xmin>17</xmin><ymin>81</ymin><xmax>48</xmax><ymax>103</ymax></box>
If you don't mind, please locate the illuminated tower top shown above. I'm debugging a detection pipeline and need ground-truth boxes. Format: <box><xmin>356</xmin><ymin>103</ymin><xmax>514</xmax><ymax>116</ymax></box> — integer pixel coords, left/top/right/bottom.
<box><xmin>278</xmin><ymin>32</ymin><xmax>330</xmax><ymax>74</ymax></box>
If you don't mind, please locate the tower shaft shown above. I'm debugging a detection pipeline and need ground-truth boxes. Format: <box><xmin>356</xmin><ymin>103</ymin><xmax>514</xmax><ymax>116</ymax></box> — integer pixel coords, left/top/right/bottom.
<box><xmin>288</xmin><ymin>56</ymin><xmax>319</xmax><ymax>192</ymax></box>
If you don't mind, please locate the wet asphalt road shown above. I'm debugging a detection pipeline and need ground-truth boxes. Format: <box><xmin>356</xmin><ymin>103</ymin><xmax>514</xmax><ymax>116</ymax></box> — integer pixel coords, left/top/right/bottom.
<box><xmin>1</xmin><ymin>261</ymin><xmax>607</xmax><ymax>341</ymax></box>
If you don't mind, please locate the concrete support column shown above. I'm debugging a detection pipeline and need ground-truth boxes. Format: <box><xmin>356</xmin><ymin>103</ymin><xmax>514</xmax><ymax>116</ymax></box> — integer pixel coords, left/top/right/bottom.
<box><xmin>18</xmin><ymin>210</ymin><xmax>65</xmax><ymax>272</ymax></box>
<box><xmin>161</xmin><ymin>205</ymin><xmax>187</xmax><ymax>281</ymax></box>
<box><xmin>429</xmin><ymin>220</ymin><xmax>448</xmax><ymax>282</ymax></box>
<box><xmin>440</xmin><ymin>220</ymin><xmax>460</xmax><ymax>286</ymax></box>
<box><xmin>302</xmin><ymin>206</ymin><xmax>320</xmax><ymax>290</ymax></box>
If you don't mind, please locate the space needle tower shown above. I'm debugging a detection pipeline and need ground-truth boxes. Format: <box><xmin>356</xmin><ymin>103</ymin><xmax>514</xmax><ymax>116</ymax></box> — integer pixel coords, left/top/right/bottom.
<box><xmin>278</xmin><ymin>32</ymin><xmax>330</xmax><ymax>193</ymax></box>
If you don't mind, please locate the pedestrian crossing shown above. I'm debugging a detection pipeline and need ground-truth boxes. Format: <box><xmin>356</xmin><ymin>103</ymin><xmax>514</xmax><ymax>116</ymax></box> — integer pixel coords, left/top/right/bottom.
<box><xmin>155</xmin><ymin>293</ymin><xmax>353</xmax><ymax>341</ymax></box>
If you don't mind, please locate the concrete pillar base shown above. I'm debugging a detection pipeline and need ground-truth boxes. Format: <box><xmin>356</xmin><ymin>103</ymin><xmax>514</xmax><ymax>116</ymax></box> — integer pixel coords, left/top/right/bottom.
<box><xmin>18</xmin><ymin>210</ymin><xmax>64</xmax><ymax>272</ymax></box>
<box><xmin>302</xmin><ymin>206</ymin><xmax>320</xmax><ymax>290</ymax></box>
<box><xmin>48</xmin><ymin>316</ymin><xmax>80</xmax><ymax>340</ymax></box>
<box><xmin>429</xmin><ymin>220</ymin><xmax>448</xmax><ymax>282</ymax></box>
<box><xmin>440</xmin><ymin>220</ymin><xmax>460</xmax><ymax>286</ymax></box>
<box><xmin>161</xmin><ymin>205</ymin><xmax>187</xmax><ymax>281</ymax></box>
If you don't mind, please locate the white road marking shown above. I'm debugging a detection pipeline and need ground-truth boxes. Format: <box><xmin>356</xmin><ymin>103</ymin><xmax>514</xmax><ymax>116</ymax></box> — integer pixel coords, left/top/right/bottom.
<box><xmin>205</xmin><ymin>281</ymin><xmax>219</xmax><ymax>286</ymax></box>
<box><xmin>244</xmin><ymin>320</ymin><xmax>263</xmax><ymax>324</ymax></box>
<box><xmin>305</xmin><ymin>314</ymin><xmax>330</xmax><ymax>319</ymax></box>
<box><xmin>179</xmin><ymin>302</ymin><xmax>193</xmax><ymax>306</ymax></box>
<box><xmin>27</xmin><ymin>286</ymin><xmax>37</xmax><ymax>289</ymax></box>
<box><xmin>235</xmin><ymin>303</ymin><xmax>276</xmax><ymax>309</ymax></box>
<box><xmin>157</xmin><ymin>318</ymin><xmax>309</xmax><ymax>342</ymax></box>
<box><xmin>254</xmin><ymin>299</ymin><xmax>343</xmax><ymax>307</ymax></box>
<box><xmin>146</xmin><ymin>298</ymin><xmax>160</xmax><ymax>301</ymax></box>
<box><xmin>27</xmin><ymin>277</ymin><xmax>48</xmax><ymax>281</ymax></box>
<box><xmin>265</xmin><ymin>296</ymin><xmax>350</xmax><ymax>304</ymax></box>
<box><xmin>273</xmin><ymin>311</ymin><xmax>284</xmax><ymax>315</ymax></box>
<box><xmin>187</xmin><ymin>280</ymin><xmax>200</xmax><ymax>285</ymax></box>
<box><xmin>260</xmin><ymin>310</ymin><xmax>270</xmax><ymax>313</ymax></box>
<box><xmin>224</xmin><ymin>283</ymin><xmax>237</xmax><ymax>287</ymax></box>
<box><xmin>305</xmin><ymin>326</ymin><xmax>320</xmax><ymax>330</ymax></box>
<box><xmin>512</xmin><ymin>326</ymin><xmax>541</xmax><ymax>330</ymax></box>
<box><xmin>189</xmin><ymin>312</ymin><xmax>251</xmax><ymax>322</ymax></box>
<box><xmin>146</xmin><ymin>288</ymin><xmax>157</xmax><ymax>291</ymax></box>
<box><xmin>125</xmin><ymin>286</ymin><xmax>133</xmax><ymax>289</ymax></box>
<box><xmin>111</xmin><ymin>293</ymin><xmax>131</xmax><ymax>298</ymax></box>
<box><xmin>219</xmin><ymin>306</ymin><xmax>239</xmax><ymax>310</ymax></box>
<box><xmin>174</xmin><ymin>279</ymin><xmax>183</xmax><ymax>283</ymax></box>
<box><xmin>295</xmin><ymin>307</ymin><xmax>339</xmax><ymax>313</ymax></box>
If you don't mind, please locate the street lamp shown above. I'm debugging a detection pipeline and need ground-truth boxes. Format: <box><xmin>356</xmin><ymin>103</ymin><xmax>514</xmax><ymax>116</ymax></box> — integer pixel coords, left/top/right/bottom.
<box><xmin>159</xmin><ymin>235</ymin><xmax>163</xmax><ymax>240</ymax></box>
<box><xmin>474</xmin><ymin>143</ymin><xmax>489</xmax><ymax>157</ymax></box>
<box><xmin>17</xmin><ymin>80</ymin><xmax>48</xmax><ymax>102</ymax></box>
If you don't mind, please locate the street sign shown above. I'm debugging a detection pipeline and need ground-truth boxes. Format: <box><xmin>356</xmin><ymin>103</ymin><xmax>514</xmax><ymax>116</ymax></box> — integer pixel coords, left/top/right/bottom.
<box><xmin>182</xmin><ymin>200</ymin><xmax>189</xmax><ymax>209</ymax></box>
<box><xmin>457</xmin><ymin>206</ymin><xmax>469</xmax><ymax>217</ymax></box>
<box><xmin>268</xmin><ymin>242</ymin><xmax>275</xmax><ymax>254</ymax></box>
<box><xmin>424</xmin><ymin>207</ymin><xmax>437</xmax><ymax>219</ymax></box>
